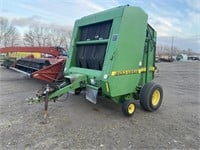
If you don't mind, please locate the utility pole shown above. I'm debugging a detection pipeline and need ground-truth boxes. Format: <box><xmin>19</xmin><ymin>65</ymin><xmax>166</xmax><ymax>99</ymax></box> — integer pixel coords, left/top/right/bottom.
<box><xmin>171</xmin><ymin>36</ymin><xmax>174</xmax><ymax>61</ymax></box>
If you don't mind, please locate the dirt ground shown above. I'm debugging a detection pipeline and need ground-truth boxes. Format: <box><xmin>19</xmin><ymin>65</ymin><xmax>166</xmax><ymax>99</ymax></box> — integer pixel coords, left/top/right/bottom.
<box><xmin>0</xmin><ymin>62</ymin><xmax>199</xmax><ymax>150</ymax></box>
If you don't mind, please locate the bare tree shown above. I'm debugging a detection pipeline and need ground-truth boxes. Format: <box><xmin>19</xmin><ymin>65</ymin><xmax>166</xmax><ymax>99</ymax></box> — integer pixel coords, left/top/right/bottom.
<box><xmin>24</xmin><ymin>24</ymin><xmax>72</xmax><ymax>49</ymax></box>
<box><xmin>24</xmin><ymin>25</ymin><xmax>51</xmax><ymax>46</ymax></box>
<box><xmin>50</xmin><ymin>28</ymin><xmax>71</xmax><ymax>49</ymax></box>
<box><xmin>0</xmin><ymin>17</ymin><xmax>20</xmax><ymax>47</ymax></box>
<box><xmin>23</xmin><ymin>30</ymin><xmax>35</xmax><ymax>46</ymax></box>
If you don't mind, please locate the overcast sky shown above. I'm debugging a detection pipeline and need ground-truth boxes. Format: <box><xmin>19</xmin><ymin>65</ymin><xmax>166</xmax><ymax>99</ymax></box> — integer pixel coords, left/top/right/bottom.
<box><xmin>0</xmin><ymin>0</ymin><xmax>200</xmax><ymax>52</ymax></box>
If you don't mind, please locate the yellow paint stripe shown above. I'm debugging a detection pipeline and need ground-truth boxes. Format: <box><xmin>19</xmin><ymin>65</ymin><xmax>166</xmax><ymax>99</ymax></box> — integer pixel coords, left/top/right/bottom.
<box><xmin>149</xmin><ymin>66</ymin><xmax>155</xmax><ymax>71</ymax></box>
<box><xmin>106</xmin><ymin>82</ymin><xmax>110</xmax><ymax>93</ymax></box>
<box><xmin>111</xmin><ymin>67</ymin><xmax>155</xmax><ymax>76</ymax></box>
<box><xmin>138</xmin><ymin>67</ymin><xmax>146</xmax><ymax>73</ymax></box>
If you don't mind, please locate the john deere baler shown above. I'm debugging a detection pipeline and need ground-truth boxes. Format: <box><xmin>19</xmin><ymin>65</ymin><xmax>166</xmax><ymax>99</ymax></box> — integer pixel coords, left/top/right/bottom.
<box><xmin>39</xmin><ymin>5</ymin><xmax>163</xmax><ymax>116</ymax></box>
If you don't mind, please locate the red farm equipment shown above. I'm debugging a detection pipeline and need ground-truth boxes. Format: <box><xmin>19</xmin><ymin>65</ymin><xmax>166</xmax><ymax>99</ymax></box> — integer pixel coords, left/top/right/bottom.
<box><xmin>0</xmin><ymin>47</ymin><xmax>67</xmax><ymax>82</ymax></box>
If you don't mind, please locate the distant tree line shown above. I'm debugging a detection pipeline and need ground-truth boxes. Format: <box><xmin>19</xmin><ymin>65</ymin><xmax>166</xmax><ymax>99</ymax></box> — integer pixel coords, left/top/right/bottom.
<box><xmin>156</xmin><ymin>45</ymin><xmax>198</xmax><ymax>56</ymax></box>
<box><xmin>0</xmin><ymin>17</ymin><xmax>72</xmax><ymax>49</ymax></box>
<box><xmin>0</xmin><ymin>17</ymin><xmax>198</xmax><ymax>54</ymax></box>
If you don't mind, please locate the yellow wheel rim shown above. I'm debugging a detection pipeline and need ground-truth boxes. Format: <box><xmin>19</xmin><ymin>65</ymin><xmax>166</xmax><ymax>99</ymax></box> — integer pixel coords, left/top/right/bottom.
<box><xmin>151</xmin><ymin>90</ymin><xmax>160</xmax><ymax>106</ymax></box>
<box><xmin>128</xmin><ymin>104</ymin><xmax>135</xmax><ymax>114</ymax></box>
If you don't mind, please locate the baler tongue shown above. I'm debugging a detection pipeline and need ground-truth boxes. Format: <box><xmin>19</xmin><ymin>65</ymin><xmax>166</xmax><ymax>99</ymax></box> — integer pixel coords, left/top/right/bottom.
<box><xmin>37</xmin><ymin>74</ymin><xmax>87</xmax><ymax>121</ymax></box>
<box><xmin>49</xmin><ymin>74</ymin><xmax>87</xmax><ymax>100</ymax></box>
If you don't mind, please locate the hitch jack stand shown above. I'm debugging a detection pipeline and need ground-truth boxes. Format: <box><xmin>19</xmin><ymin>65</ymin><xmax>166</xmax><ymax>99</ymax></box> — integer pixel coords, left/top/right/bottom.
<box><xmin>44</xmin><ymin>84</ymin><xmax>49</xmax><ymax>121</ymax></box>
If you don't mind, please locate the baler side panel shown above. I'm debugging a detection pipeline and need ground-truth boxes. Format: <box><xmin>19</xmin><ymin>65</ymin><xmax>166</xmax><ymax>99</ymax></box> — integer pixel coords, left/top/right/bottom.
<box><xmin>146</xmin><ymin>25</ymin><xmax>156</xmax><ymax>83</ymax></box>
<box><xmin>108</xmin><ymin>7</ymin><xmax>148</xmax><ymax>97</ymax></box>
<box><xmin>140</xmin><ymin>25</ymin><xmax>157</xmax><ymax>85</ymax></box>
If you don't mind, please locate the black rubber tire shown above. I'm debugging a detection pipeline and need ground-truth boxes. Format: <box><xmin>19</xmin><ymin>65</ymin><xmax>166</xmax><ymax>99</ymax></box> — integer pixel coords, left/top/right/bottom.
<box><xmin>122</xmin><ymin>100</ymin><xmax>136</xmax><ymax>117</ymax></box>
<box><xmin>139</xmin><ymin>82</ymin><xmax>163</xmax><ymax>112</ymax></box>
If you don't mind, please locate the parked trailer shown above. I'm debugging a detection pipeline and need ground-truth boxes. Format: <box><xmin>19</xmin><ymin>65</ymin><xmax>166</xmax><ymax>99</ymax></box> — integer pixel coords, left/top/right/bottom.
<box><xmin>38</xmin><ymin>5</ymin><xmax>163</xmax><ymax>116</ymax></box>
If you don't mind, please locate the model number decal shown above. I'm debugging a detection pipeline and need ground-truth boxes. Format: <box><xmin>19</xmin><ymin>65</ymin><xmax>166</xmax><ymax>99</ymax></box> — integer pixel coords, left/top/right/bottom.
<box><xmin>111</xmin><ymin>67</ymin><xmax>155</xmax><ymax>76</ymax></box>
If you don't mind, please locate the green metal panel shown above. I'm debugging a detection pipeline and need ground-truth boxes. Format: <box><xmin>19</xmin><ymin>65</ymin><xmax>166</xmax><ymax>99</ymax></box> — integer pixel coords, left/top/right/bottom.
<box><xmin>75</xmin><ymin>6</ymin><xmax>124</xmax><ymax>26</ymax></box>
<box><xmin>107</xmin><ymin>7</ymin><xmax>148</xmax><ymax>97</ymax></box>
<box><xmin>139</xmin><ymin>24</ymin><xmax>157</xmax><ymax>85</ymax></box>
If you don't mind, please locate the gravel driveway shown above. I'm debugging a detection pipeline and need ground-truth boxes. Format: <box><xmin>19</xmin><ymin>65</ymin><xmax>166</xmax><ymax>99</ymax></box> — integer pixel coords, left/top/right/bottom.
<box><xmin>0</xmin><ymin>62</ymin><xmax>199</xmax><ymax>149</ymax></box>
